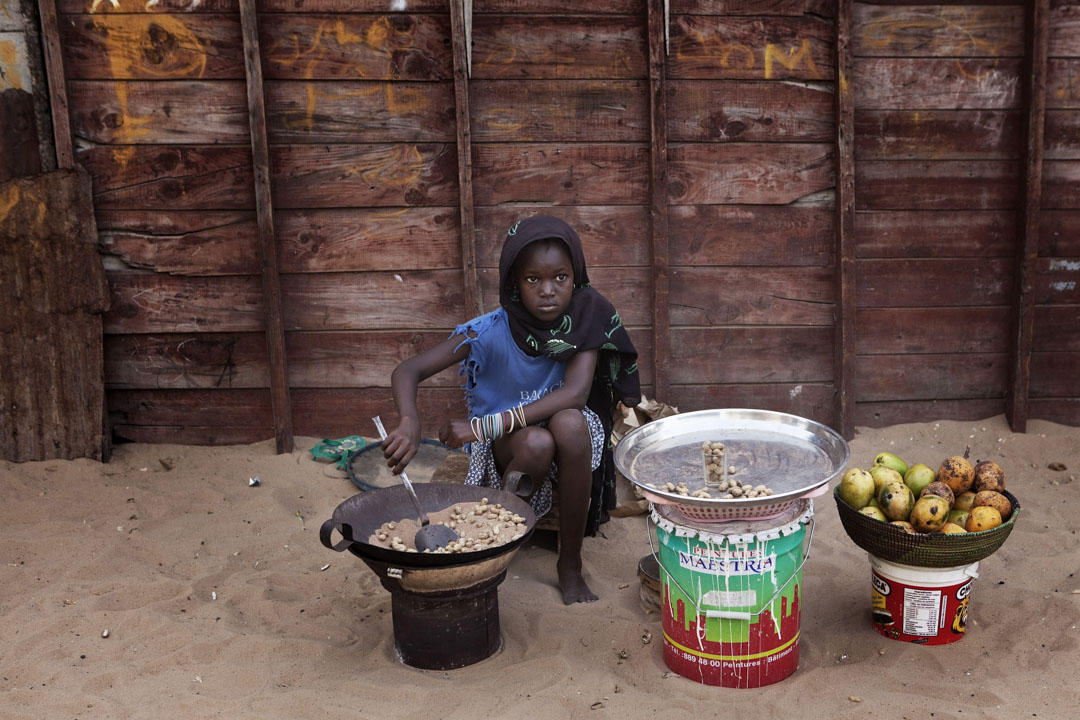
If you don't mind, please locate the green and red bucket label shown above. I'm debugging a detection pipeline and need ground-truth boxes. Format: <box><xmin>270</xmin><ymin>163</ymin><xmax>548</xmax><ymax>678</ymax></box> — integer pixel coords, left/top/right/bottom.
<box><xmin>656</xmin><ymin>517</ymin><xmax>808</xmax><ymax>688</ymax></box>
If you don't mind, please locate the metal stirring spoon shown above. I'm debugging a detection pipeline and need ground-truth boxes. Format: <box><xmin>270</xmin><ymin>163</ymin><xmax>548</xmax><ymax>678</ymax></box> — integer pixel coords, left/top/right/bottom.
<box><xmin>372</xmin><ymin>416</ymin><xmax>459</xmax><ymax>552</ymax></box>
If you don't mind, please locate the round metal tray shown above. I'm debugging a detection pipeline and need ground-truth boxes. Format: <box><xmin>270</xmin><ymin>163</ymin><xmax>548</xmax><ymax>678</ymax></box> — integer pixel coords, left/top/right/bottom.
<box><xmin>613</xmin><ymin>408</ymin><xmax>849</xmax><ymax>513</ymax></box>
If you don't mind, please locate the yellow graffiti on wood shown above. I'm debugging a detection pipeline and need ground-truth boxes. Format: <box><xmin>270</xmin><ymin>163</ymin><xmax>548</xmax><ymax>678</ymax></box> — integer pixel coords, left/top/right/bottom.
<box><xmin>0</xmin><ymin>185</ymin><xmax>47</xmax><ymax>237</ymax></box>
<box><xmin>0</xmin><ymin>186</ymin><xmax>20</xmax><ymax>224</ymax></box>
<box><xmin>91</xmin><ymin>14</ymin><xmax>208</xmax><ymax>145</ymax></box>
<box><xmin>1055</xmin><ymin>75</ymin><xmax>1080</xmax><ymax>102</ymax></box>
<box><xmin>764</xmin><ymin>40</ymin><xmax>821</xmax><ymax>80</ymax></box>
<box><xmin>0</xmin><ymin>38</ymin><xmax>24</xmax><ymax>91</ymax></box>
<box><xmin>862</xmin><ymin>8</ymin><xmax>1008</xmax><ymax>80</ymax></box>
<box><xmin>343</xmin><ymin>145</ymin><xmax>423</xmax><ymax>188</ymax></box>
<box><xmin>675</xmin><ymin>27</ymin><xmax>754</xmax><ymax>72</ymax></box>
<box><xmin>271</xmin><ymin>17</ymin><xmax>429</xmax><ymax>133</ymax></box>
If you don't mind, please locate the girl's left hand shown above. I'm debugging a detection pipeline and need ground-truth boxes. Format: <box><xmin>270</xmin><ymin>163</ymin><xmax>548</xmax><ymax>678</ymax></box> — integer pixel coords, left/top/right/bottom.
<box><xmin>439</xmin><ymin>419</ymin><xmax>475</xmax><ymax>449</ymax></box>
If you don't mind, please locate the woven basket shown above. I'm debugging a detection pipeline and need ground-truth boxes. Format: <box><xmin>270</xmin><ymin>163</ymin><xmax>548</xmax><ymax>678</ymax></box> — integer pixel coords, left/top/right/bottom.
<box><xmin>833</xmin><ymin>486</ymin><xmax>1020</xmax><ymax>567</ymax></box>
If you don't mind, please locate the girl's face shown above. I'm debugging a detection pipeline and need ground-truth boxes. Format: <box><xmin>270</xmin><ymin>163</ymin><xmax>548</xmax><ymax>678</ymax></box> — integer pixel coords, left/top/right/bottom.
<box><xmin>513</xmin><ymin>239</ymin><xmax>574</xmax><ymax>323</ymax></box>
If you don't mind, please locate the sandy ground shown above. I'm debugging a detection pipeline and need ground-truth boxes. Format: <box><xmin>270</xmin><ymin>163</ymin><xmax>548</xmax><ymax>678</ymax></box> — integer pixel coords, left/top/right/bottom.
<box><xmin>1</xmin><ymin>414</ymin><xmax>1078</xmax><ymax>719</ymax></box>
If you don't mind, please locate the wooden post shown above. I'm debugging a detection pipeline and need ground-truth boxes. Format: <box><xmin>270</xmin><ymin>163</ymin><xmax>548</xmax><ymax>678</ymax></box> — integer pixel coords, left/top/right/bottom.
<box><xmin>647</xmin><ymin>0</ymin><xmax>670</xmax><ymax>403</ymax></box>
<box><xmin>239</xmin><ymin>0</ymin><xmax>293</xmax><ymax>453</ymax></box>
<box><xmin>450</xmin><ymin>0</ymin><xmax>481</xmax><ymax>317</ymax></box>
<box><xmin>833</xmin><ymin>0</ymin><xmax>856</xmax><ymax>439</ymax></box>
<box><xmin>1007</xmin><ymin>0</ymin><xmax>1050</xmax><ymax>433</ymax></box>
<box><xmin>37</xmin><ymin>0</ymin><xmax>74</xmax><ymax>170</ymax></box>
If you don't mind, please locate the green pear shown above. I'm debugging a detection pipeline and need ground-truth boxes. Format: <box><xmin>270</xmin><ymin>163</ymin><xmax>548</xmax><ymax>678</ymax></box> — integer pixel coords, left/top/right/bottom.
<box><xmin>874</xmin><ymin>451</ymin><xmax>909</xmax><ymax>477</ymax></box>
<box><xmin>869</xmin><ymin>465</ymin><xmax>904</xmax><ymax>495</ymax></box>
<box><xmin>903</xmin><ymin>463</ymin><xmax>937</xmax><ymax>497</ymax></box>
<box><xmin>838</xmin><ymin>467</ymin><xmax>875</xmax><ymax>509</ymax></box>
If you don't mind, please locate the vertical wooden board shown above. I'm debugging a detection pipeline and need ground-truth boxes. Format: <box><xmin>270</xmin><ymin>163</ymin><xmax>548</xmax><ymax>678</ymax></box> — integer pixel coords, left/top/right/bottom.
<box><xmin>471</xmin><ymin>144</ymin><xmax>650</xmax><ymax>206</ymax></box>
<box><xmin>855</xmin><ymin>353</ymin><xmax>1009</xmax><ymax>402</ymax></box>
<box><xmin>103</xmin><ymin>273</ymin><xmax>265</xmax><ymax>334</ymax></box>
<box><xmin>59</xmin><ymin>14</ymin><xmax>244</xmax><ymax>80</ymax></box>
<box><xmin>104</xmin><ymin>332</ymin><xmax>269</xmax><ymax>389</ymax></box>
<box><xmin>854</xmin><ymin>398</ymin><xmax>1005</xmax><ymax>428</ymax></box>
<box><xmin>856</xmin><ymin>307</ymin><xmax>1011</xmax><ymax>355</ymax></box>
<box><xmin>852</xmin><ymin>4</ymin><xmax>1024</xmax><ymax>58</ymax></box>
<box><xmin>97</xmin><ymin>210</ymin><xmax>260</xmax><ymax>276</ymax></box>
<box><xmin>667</xmin><ymin>79</ymin><xmax>834</xmax><ymax>143</ymax></box>
<box><xmin>667</xmin><ymin>383</ymin><xmax>838</xmax><ymax>427</ymax></box>
<box><xmin>266</xmin><ymin>81</ymin><xmax>457</xmax><ymax>144</ymax></box>
<box><xmin>647</xmin><ymin>0</ymin><xmax>670</xmax><ymax>403</ymax></box>
<box><xmin>69</xmin><ymin>81</ymin><xmax>251</xmax><ymax>144</ymax></box>
<box><xmin>855</xmin><ymin>258</ymin><xmax>1013</xmax><ymax>308</ymax></box>
<box><xmin>667</xmin><ymin>143</ymin><xmax>834</xmax><ymax>205</ymax></box>
<box><xmin>280</xmin><ymin>271</ymin><xmax>466</xmax><ymax>331</ymax></box>
<box><xmin>854</xmin><ymin>160</ymin><xmax>1019</xmax><ymax>210</ymax></box>
<box><xmin>78</xmin><ymin>145</ymin><xmax>255</xmax><ymax>210</ymax></box>
<box><xmin>470</xmin><ymin>79</ymin><xmax>649</xmax><ymax>142</ymax></box>
<box><xmin>855</xmin><ymin>210</ymin><xmax>1016</xmax><ymax>258</ymax></box>
<box><xmin>259</xmin><ymin>13</ymin><xmax>453</xmax><ymax>81</ymax></box>
<box><xmin>1</xmin><ymin>170</ymin><xmax>109</xmax><ymax>461</ymax></box>
<box><xmin>667</xmin><ymin>15</ymin><xmax>834</xmax><ymax>81</ymax></box>
<box><xmin>854</xmin><ymin>58</ymin><xmax>1023</xmax><ymax>110</ymax></box>
<box><xmin>670</xmin><ymin>267</ymin><xmax>835</xmax><ymax>326</ymax></box>
<box><xmin>855</xmin><ymin>109</ymin><xmax>1023</xmax><ymax>160</ymax></box>
<box><xmin>277</xmin><ymin>207</ymin><xmax>462</xmax><ymax>273</ymax></box>
<box><xmin>667</xmin><ymin>326</ymin><xmax>834</xmax><ymax>384</ymax></box>
<box><xmin>270</xmin><ymin>143</ymin><xmax>459</xmax><ymax>209</ymax></box>
<box><xmin>474</xmin><ymin>206</ymin><xmax>653</xmax><ymax>268</ymax></box>
<box><xmin>836</xmin><ymin>0</ymin><xmax>855</xmax><ymax>439</ymax></box>
<box><xmin>469</xmin><ymin>15</ymin><xmax>647</xmax><ymax>80</ymax></box>
<box><xmin>669</xmin><ymin>205</ymin><xmax>834</xmax><ymax>266</ymax></box>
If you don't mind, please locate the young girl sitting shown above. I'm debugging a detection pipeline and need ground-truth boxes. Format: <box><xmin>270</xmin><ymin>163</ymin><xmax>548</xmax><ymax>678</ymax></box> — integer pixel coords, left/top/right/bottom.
<box><xmin>381</xmin><ymin>215</ymin><xmax>639</xmax><ymax>604</ymax></box>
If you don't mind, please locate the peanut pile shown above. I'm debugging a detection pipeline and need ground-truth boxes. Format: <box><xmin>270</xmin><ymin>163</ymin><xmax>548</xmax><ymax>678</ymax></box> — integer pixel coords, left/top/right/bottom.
<box><xmin>368</xmin><ymin>497</ymin><xmax>528</xmax><ymax>554</ymax></box>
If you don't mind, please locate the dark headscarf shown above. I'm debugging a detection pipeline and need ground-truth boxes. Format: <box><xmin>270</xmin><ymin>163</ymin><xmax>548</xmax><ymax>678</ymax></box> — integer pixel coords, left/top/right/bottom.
<box><xmin>498</xmin><ymin>215</ymin><xmax>640</xmax><ymax>534</ymax></box>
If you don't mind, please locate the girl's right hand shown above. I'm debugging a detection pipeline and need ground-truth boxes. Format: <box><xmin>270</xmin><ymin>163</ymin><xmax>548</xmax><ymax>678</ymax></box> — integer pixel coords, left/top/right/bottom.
<box><xmin>383</xmin><ymin>416</ymin><xmax>420</xmax><ymax>474</ymax></box>
<box><xmin>438</xmin><ymin>419</ymin><xmax>475</xmax><ymax>450</ymax></box>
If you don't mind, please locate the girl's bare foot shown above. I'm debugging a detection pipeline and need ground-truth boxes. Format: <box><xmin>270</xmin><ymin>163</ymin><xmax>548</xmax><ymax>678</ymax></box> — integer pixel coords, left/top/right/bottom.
<box><xmin>557</xmin><ymin>559</ymin><xmax>598</xmax><ymax>604</ymax></box>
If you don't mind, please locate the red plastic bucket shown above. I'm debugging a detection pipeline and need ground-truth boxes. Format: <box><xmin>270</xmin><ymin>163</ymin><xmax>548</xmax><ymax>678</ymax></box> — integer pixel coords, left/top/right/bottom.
<box><xmin>869</xmin><ymin>554</ymin><xmax>979</xmax><ymax>645</ymax></box>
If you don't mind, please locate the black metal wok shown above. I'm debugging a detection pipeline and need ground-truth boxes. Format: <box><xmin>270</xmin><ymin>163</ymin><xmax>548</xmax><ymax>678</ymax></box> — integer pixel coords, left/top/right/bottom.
<box><xmin>320</xmin><ymin>483</ymin><xmax>537</xmax><ymax>569</ymax></box>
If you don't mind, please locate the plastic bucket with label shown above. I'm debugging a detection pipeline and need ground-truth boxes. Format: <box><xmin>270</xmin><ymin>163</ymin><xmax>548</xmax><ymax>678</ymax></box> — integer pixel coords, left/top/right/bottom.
<box><xmin>869</xmin><ymin>554</ymin><xmax>979</xmax><ymax>645</ymax></box>
<box><xmin>650</xmin><ymin>500</ymin><xmax>813</xmax><ymax>688</ymax></box>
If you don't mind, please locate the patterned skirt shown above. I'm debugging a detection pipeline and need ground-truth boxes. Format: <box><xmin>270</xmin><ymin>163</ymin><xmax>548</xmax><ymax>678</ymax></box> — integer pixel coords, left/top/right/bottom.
<box><xmin>464</xmin><ymin>407</ymin><xmax>605</xmax><ymax>519</ymax></box>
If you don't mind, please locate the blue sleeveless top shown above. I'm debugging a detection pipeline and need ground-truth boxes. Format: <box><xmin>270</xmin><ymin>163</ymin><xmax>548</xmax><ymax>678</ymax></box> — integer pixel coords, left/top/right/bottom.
<box><xmin>453</xmin><ymin>308</ymin><xmax>566</xmax><ymax>418</ymax></box>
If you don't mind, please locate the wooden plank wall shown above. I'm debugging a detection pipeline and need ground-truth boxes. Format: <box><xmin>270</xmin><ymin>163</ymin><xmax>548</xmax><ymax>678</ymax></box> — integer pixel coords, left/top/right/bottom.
<box><xmin>51</xmin><ymin>0</ymin><xmax>1080</xmax><ymax>444</ymax></box>
<box><xmin>1034</xmin><ymin>0</ymin><xmax>1080</xmax><ymax>423</ymax></box>
<box><xmin>851</xmin><ymin>1</ymin><xmax>1024</xmax><ymax>426</ymax></box>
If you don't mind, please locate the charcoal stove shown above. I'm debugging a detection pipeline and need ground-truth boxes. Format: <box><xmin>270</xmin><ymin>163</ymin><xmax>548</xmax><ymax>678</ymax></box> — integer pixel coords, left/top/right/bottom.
<box><xmin>320</xmin><ymin>483</ymin><xmax>537</xmax><ymax>670</ymax></box>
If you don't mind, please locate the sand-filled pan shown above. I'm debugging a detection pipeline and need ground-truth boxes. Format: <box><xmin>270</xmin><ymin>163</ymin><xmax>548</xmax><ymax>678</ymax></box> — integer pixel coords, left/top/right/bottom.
<box><xmin>320</xmin><ymin>483</ymin><xmax>537</xmax><ymax>569</ymax></box>
<box><xmin>614</xmin><ymin>408</ymin><xmax>849</xmax><ymax>521</ymax></box>
<box><xmin>833</xmin><ymin>486</ymin><xmax>1021</xmax><ymax>567</ymax></box>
